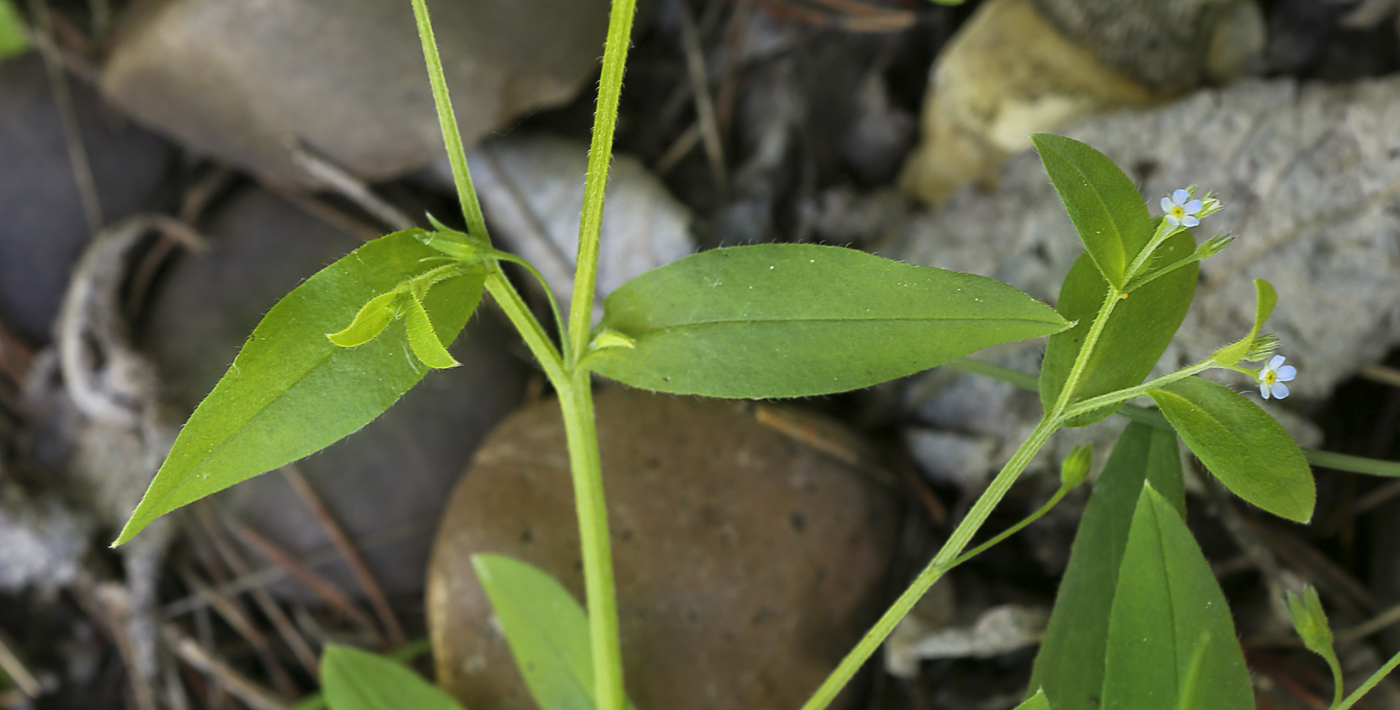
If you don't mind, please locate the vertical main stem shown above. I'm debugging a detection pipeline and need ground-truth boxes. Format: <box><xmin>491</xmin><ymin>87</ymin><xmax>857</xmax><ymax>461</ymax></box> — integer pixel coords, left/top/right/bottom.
<box><xmin>566</xmin><ymin>0</ymin><xmax>639</xmax><ymax>366</ymax></box>
<box><xmin>798</xmin><ymin>417</ymin><xmax>1059</xmax><ymax>710</ymax></box>
<box><xmin>557</xmin><ymin>372</ymin><xmax>624</xmax><ymax>710</ymax></box>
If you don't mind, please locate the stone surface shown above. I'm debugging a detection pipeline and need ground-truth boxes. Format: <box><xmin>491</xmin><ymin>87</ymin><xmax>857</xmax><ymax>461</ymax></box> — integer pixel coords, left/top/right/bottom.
<box><xmin>0</xmin><ymin>52</ymin><xmax>174</xmax><ymax>344</ymax></box>
<box><xmin>0</xmin><ymin>493</ymin><xmax>93</xmax><ymax>595</ymax></box>
<box><xmin>138</xmin><ymin>186</ymin><xmax>528</xmax><ymax>597</ymax></box>
<box><xmin>101</xmin><ymin>0</ymin><xmax>610</xmax><ymax>187</ymax></box>
<box><xmin>897</xmin><ymin>0</ymin><xmax>1160</xmax><ymax>206</ymax></box>
<box><xmin>890</xmin><ymin>75</ymin><xmax>1396</xmax><ymax>482</ymax></box>
<box><xmin>427</xmin><ymin>387</ymin><xmax>900</xmax><ymax>710</ymax></box>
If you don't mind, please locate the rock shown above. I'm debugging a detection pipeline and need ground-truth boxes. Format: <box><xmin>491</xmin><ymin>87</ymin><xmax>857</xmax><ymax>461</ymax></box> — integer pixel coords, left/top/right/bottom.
<box><xmin>427</xmin><ymin>387</ymin><xmax>899</xmax><ymax>710</ymax></box>
<box><xmin>897</xmin><ymin>0</ymin><xmax>1160</xmax><ymax>206</ymax></box>
<box><xmin>100</xmin><ymin>0</ymin><xmax>610</xmax><ymax>187</ymax></box>
<box><xmin>885</xmin><ymin>604</ymin><xmax>1048</xmax><ymax>677</ymax></box>
<box><xmin>898</xmin><ymin>0</ymin><xmax>1267</xmax><ymax>206</ymax></box>
<box><xmin>0</xmin><ymin>52</ymin><xmax>174</xmax><ymax>344</ymax></box>
<box><xmin>427</xmin><ymin>135</ymin><xmax>694</xmax><ymax>320</ymax></box>
<box><xmin>1033</xmin><ymin>0</ymin><xmax>1263</xmax><ymax>91</ymax></box>
<box><xmin>138</xmin><ymin>186</ymin><xmax>528</xmax><ymax>598</ymax></box>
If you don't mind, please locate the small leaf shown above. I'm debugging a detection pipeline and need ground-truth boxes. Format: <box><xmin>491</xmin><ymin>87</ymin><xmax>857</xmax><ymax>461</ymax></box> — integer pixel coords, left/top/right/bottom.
<box><xmin>327</xmin><ymin>291</ymin><xmax>400</xmax><ymax>348</ymax></box>
<box><xmin>1287</xmin><ymin>586</ymin><xmax>1336</xmax><ymax>660</ymax></box>
<box><xmin>472</xmin><ymin>554</ymin><xmax>628</xmax><ymax>710</ymax></box>
<box><xmin>1029</xmin><ymin>422</ymin><xmax>1184</xmax><ymax>710</ymax></box>
<box><xmin>0</xmin><ymin>0</ymin><xmax>27</xmax><ymax>62</ymax></box>
<box><xmin>1150</xmin><ymin>376</ymin><xmax>1315</xmax><ymax>523</ymax></box>
<box><xmin>1040</xmin><ymin>234</ymin><xmax>1197</xmax><ymax>426</ymax></box>
<box><xmin>1031</xmin><ymin>134</ymin><xmax>1153</xmax><ymax>290</ymax></box>
<box><xmin>1059</xmin><ymin>444</ymin><xmax>1093</xmax><ymax>489</ymax></box>
<box><xmin>404</xmin><ymin>294</ymin><xmax>460</xmax><ymax>369</ymax></box>
<box><xmin>320</xmin><ymin>644</ymin><xmax>466</xmax><ymax>710</ymax></box>
<box><xmin>1014</xmin><ymin>689</ymin><xmax>1053</xmax><ymax>710</ymax></box>
<box><xmin>1212</xmin><ymin>279</ymin><xmax>1276</xmax><ymax>366</ymax></box>
<box><xmin>114</xmin><ymin>230</ymin><xmax>484</xmax><ymax>545</ymax></box>
<box><xmin>1100</xmin><ymin>484</ymin><xmax>1254</xmax><ymax>710</ymax></box>
<box><xmin>588</xmin><ymin>244</ymin><xmax>1069</xmax><ymax>398</ymax></box>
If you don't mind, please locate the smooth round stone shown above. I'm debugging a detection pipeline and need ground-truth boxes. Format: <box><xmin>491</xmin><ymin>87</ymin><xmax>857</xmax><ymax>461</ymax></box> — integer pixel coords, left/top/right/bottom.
<box><xmin>139</xmin><ymin>185</ymin><xmax>527</xmax><ymax>598</ymax></box>
<box><xmin>428</xmin><ymin>387</ymin><xmax>900</xmax><ymax>710</ymax></box>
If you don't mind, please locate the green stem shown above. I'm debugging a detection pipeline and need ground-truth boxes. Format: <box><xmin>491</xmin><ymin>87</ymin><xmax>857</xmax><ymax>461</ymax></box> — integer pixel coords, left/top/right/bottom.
<box><xmin>566</xmin><ymin>0</ymin><xmax>639</xmax><ymax>368</ymax></box>
<box><xmin>1336</xmin><ymin>648</ymin><xmax>1400</xmax><ymax>710</ymax></box>
<box><xmin>1124</xmin><ymin>253</ymin><xmax>1200</xmax><ymax>292</ymax></box>
<box><xmin>798</xmin><ymin>417</ymin><xmax>1059</xmax><ymax>710</ymax></box>
<box><xmin>1124</xmin><ymin>219</ymin><xmax>1181</xmax><ymax>282</ymax></box>
<box><xmin>1326</xmin><ymin>650</ymin><xmax>1346</xmax><ymax>709</ymax></box>
<box><xmin>1060</xmin><ymin>358</ymin><xmax>1217</xmax><ymax>419</ymax></box>
<box><xmin>950</xmin><ymin>358</ymin><xmax>1400</xmax><ymax>479</ymax></box>
<box><xmin>949</xmin><ymin>482</ymin><xmax>1073</xmax><ymax>569</ymax></box>
<box><xmin>1049</xmin><ymin>286</ymin><xmax>1121</xmax><ymax>421</ymax></box>
<box><xmin>556</xmin><ymin>372</ymin><xmax>624</xmax><ymax>710</ymax></box>
<box><xmin>484</xmin><ymin>272</ymin><xmax>565</xmax><ymax>384</ymax></box>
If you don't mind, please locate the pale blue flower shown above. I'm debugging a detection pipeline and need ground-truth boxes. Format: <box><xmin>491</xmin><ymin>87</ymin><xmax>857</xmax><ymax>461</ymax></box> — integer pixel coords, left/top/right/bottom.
<box><xmin>1161</xmin><ymin>189</ymin><xmax>1203</xmax><ymax>228</ymax></box>
<box><xmin>1258</xmin><ymin>355</ymin><xmax>1297</xmax><ymax>400</ymax></box>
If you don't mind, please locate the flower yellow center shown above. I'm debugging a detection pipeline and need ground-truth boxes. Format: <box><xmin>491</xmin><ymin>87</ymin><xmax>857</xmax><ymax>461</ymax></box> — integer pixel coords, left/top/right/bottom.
<box><xmin>1263</xmin><ymin>371</ymin><xmax>1277</xmax><ymax>384</ymax></box>
<box><xmin>1169</xmin><ymin>205</ymin><xmax>1186</xmax><ymax>220</ymax></box>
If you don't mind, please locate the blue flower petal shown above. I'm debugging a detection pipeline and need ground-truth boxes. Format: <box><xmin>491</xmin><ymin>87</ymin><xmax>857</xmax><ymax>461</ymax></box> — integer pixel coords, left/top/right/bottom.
<box><xmin>1184</xmin><ymin>199</ymin><xmax>1203</xmax><ymax>214</ymax></box>
<box><xmin>1161</xmin><ymin>197</ymin><xmax>1174</xmax><ymax>213</ymax></box>
<box><xmin>1165</xmin><ymin>214</ymin><xmax>1181</xmax><ymax>227</ymax></box>
<box><xmin>1173</xmin><ymin>189</ymin><xmax>1190</xmax><ymax>205</ymax></box>
<box><xmin>1277</xmin><ymin>365</ymin><xmax>1296</xmax><ymax>381</ymax></box>
<box><xmin>1260</xmin><ymin>381</ymin><xmax>1272</xmax><ymax>399</ymax></box>
<box><xmin>1268</xmin><ymin>354</ymin><xmax>1286</xmax><ymax>370</ymax></box>
<box><xmin>1182</xmin><ymin>215</ymin><xmax>1200</xmax><ymax>228</ymax></box>
<box><xmin>1271</xmin><ymin>382</ymin><xmax>1290</xmax><ymax>399</ymax></box>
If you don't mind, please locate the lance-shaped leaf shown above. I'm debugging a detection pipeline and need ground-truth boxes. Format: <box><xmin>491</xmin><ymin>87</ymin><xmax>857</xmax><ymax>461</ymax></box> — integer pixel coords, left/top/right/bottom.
<box><xmin>404</xmin><ymin>293</ymin><xmax>460</xmax><ymax>369</ymax></box>
<box><xmin>327</xmin><ymin>291</ymin><xmax>401</xmax><ymax>348</ymax></box>
<box><xmin>1100</xmin><ymin>484</ymin><xmax>1254</xmax><ymax>710</ymax></box>
<box><xmin>321</xmin><ymin>644</ymin><xmax>467</xmax><ymax>710</ymax></box>
<box><xmin>586</xmin><ymin>244</ymin><xmax>1069</xmax><ymax>398</ymax></box>
<box><xmin>1029</xmin><ymin>422</ymin><xmax>1184</xmax><ymax>710</ymax></box>
<box><xmin>1212</xmin><ymin>279</ymin><xmax>1276</xmax><ymax>366</ymax></box>
<box><xmin>1040</xmin><ymin>234</ymin><xmax>1197</xmax><ymax>426</ymax></box>
<box><xmin>1031</xmin><ymin>134</ymin><xmax>1153</xmax><ymax>290</ymax></box>
<box><xmin>473</xmin><ymin>554</ymin><xmax>635</xmax><ymax>710</ymax></box>
<box><xmin>114</xmin><ymin>231</ymin><xmax>484</xmax><ymax>545</ymax></box>
<box><xmin>1150</xmin><ymin>376</ymin><xmax>1315</xmax><ymax>523</ymax></box>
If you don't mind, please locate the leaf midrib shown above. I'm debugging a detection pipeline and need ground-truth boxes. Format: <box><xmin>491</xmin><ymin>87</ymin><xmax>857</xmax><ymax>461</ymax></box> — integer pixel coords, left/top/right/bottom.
<box><xmin>626</xmin><ymin>314</ymin><xmax>1068</xmax><ymax>332</ymax></box>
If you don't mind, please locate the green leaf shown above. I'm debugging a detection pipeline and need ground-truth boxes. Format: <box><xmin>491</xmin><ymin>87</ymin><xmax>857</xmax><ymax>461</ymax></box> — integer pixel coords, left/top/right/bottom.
<box><xmin>0</xmin><ymin>0</ymin><xmax>27</xmax><ymax>62</ymax></box>
<box><xmin>1212</xmin><ymin>279</ymin><xmax>1276</xmax><ymax>366</ymax></box>
<box><xmin>587</xmin><ymin>244</ymin><xmax>1069</xmax><ymax>398</ymax></box>
<box><xmin>1039</xmin><ymin>234</ymin><xmax>1197</xmax><ymax>426</ymax></box>
<box><xmin>114</xmin><ymin>230</ymin><xmax>484</xmax><ymax>545</ymax></box>
<box><xmin>1014</xmin><ymin>689</ymin><xmax>1053</xmax><ymax>710</ymax></box>
<box><xmin>1031</xmin><ymin>134</ymin><xmax>1153</xmax><ymax>290</ymax></box>
<box><xmin>404</xmin><ymin>293</ymin><xmax>460</xmax><ymax>369</ymax></box>
<box><xmin>327</xmin><ymin>291</ymin><xmax>400</xmax><ymax>348</ymax></box>
<box><xmin>1149</xmin><ymin>376</ymin><xmax>1315</xmax><ymax>523</ymax></box>
<box><xmin>1100</xmin><ymin>484</ymin><xmax>1254</xmax><ymax>710</ymax></box>
<box><xmin>321</xmin><ymin>644</ymin><xmax>466</xmax><ymax>710</ymax></box>
<box><xmin>472</xmin><ymin>554</ymin><xmax>624</xmax><ymax>710</ymax></box>
<box><xmin>1029</xmin><ymin>422</ymin><xmax>1184</xmax><ymax>710</ymax></box>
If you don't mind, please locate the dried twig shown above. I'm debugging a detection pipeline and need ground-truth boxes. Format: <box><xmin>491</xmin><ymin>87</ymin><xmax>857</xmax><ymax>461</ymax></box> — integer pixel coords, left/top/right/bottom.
<box><xmin>0</xmin><ymin>630</ymin><xmax>43</xmax><ymax>698</ymax></box>
<box><xmin>163</xmin><ymin>624</ymin><xmax>288</xmax><ymax>710</ymax></box>
<box><xmin>677</xmin><ymin>1</ymin><xmax>728</xmax><ymax>196</ymax></box>
<box><xmin>26</xmin><ymin>0</ymin><xmax>103</xmax><ymax>235</ymax></box>
<box><xmin>217</xmin><ymin>509</ymin><xmax>384</xmax><ymax>645</ymax></box>
<box><xmin>175</xmin><ymin>562</ymin><xmax>299</xmax><ymax>699</ymax></box>
<box><xmin>654</xmin><ymin>123</ymin><xmax>702</xmax><ymax>176</ymax></box>
<box><xmin>281</xmin><ymin>465</ymin><xmax>406</xmax><ymax>647</ymax></box>
<box><xmin>289</xmin><ymin>142</ymin><xmax>415</xmax><ymax>231</ymax></box>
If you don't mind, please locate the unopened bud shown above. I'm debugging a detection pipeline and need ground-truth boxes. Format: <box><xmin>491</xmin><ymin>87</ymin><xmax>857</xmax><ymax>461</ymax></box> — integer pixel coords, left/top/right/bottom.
<box><xmin>1060</xmin><ymin>444</ymin><xmax>1092</xmax><ymax>489</ymax></box>
<box><xmin>1287</xmin><ymin>586</ymin><xmax>1334</xmax><ymax>658</ymax></box>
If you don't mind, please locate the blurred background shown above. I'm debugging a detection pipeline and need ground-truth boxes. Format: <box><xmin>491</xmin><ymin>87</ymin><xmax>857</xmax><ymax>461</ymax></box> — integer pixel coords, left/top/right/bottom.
<box><xmin>0</xmin><ymin>0</ymin><xmax>1399</xmax><ymax>708</ymax></box>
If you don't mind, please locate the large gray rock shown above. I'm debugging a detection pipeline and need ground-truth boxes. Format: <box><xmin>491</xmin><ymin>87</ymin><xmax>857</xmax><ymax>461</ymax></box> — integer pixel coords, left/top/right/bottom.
<box><xmin>139</xmin><ymin>186</ymin><xmax>529</xmax><ymax>597</ymax></box>
<box><xmin>0</xmin><ymin>53</ymin><xmax>174</xmax><ymax>344</ymax></box>
<box><xmin>100</xmin><ymin>0</ymin><xmax>610</xmax><ymax>186</ymax></box>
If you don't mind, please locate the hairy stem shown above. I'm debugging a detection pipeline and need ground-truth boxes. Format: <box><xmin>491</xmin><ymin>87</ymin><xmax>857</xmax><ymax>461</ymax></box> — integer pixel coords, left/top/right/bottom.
<box><xmin>566</xmin><ymin>0</ymin><xmax>639</xmax><ymax>367</ymax></box>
